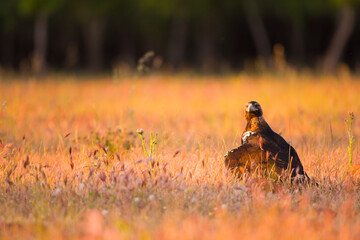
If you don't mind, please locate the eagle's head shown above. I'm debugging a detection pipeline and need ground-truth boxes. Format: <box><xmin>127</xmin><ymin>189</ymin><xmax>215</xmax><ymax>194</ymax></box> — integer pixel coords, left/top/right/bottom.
<box><xmin>245</xmin><ymin>101</ymin><xmax>263</xmax><ymax>120</ymax></box>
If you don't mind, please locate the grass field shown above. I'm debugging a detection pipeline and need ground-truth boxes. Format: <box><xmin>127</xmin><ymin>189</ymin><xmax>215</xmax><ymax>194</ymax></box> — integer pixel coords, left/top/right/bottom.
<box><xmin>0</xmin><ymin>74</ymin><xmax>360</xmax><ymax>239</ymax></box>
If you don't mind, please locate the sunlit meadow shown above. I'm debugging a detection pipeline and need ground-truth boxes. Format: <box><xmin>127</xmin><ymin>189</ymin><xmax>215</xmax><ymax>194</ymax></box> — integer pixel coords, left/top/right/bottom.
<box><xmin>0</xmin><ymin>73</ymin><xmax>360</xmax><ymax>239</ymax></box>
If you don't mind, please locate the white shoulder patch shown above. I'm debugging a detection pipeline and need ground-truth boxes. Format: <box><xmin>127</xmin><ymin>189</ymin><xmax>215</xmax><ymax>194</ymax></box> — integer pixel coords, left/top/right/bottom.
<box><xmin>242</xmin><ymin>131</ymin><xmax>256</xmax><ymax>143</ymax></box>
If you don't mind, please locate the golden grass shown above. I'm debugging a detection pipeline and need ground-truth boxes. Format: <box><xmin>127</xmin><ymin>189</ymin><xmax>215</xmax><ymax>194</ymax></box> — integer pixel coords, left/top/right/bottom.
<box><xmin>0</xmin><ymin>73</ymin><xmax>359</xmax><ymax>239</ymax></box>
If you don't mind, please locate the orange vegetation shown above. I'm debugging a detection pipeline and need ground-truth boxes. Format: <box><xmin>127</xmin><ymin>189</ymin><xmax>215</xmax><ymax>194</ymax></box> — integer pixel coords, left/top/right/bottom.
<box><xmin>0</xmin><ymin>74</ymin><xmax>359</xmax><ymax>239</ymax></box>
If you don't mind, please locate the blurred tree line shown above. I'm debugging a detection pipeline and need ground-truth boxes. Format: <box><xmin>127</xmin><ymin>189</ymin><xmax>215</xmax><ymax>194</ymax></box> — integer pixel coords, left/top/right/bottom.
<box><xmin>0</xmin><ymin>0</ymin><xmax>359</xmax><ymax>75</ymax></box>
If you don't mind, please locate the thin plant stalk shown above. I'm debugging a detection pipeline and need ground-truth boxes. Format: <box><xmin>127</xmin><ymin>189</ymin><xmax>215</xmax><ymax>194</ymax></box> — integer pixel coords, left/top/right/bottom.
<box><xmin>344</xmin><ymin>112</ymin><xmax>355</xmax><ymax>168</ymax></box>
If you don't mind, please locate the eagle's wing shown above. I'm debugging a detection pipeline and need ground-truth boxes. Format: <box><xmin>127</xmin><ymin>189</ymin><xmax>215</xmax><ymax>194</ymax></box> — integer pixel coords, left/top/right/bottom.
<box><xmin>261</xmin><ymin>132</ymin><xmax>306</xmax><ymax>178</ymax></box>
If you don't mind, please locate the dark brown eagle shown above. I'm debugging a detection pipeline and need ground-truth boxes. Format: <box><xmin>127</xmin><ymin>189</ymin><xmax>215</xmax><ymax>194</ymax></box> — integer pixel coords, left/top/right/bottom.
<box><xmin>224</xmin><ymin>101</ymin><xmax>309</xmax><ymax>182</ymax></box>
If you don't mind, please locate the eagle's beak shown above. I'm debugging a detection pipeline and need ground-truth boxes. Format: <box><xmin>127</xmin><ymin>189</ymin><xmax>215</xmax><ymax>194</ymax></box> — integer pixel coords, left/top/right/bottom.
<box><xmin>246</xmin><ymin>103</ymin><xmax>255</xmax><ymax>112</ymax></box>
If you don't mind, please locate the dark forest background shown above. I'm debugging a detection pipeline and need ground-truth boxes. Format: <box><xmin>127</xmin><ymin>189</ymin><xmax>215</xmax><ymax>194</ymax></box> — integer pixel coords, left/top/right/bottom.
<box><xmin>1</xmin><ymin>0</ymin><xmax>360</xmax><ymax>75</ymax></box>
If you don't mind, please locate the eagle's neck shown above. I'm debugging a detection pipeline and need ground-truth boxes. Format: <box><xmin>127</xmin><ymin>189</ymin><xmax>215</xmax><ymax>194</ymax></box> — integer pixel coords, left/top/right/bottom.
<box><xmin>245</xmin><ymin>116</ymin><xmax>271</xmax><ymax>132</ymax></box>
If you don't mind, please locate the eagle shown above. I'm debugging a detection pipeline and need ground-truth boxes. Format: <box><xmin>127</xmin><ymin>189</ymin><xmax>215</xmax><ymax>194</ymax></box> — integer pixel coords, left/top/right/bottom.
<box><xmin>224</xmin><ymin>101</ymin><xmax>310</xmax><ymax>182</ymax></box>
